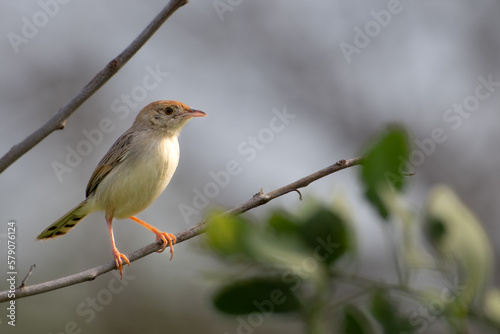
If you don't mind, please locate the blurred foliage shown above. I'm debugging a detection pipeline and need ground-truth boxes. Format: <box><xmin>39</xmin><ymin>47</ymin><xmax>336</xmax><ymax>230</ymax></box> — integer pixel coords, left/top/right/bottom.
<box><xmin>360</xmin><ymin>125</ymin><xmax>409</xmax><ymax>219</ymax></box>
<box><xmin>213</xmin><ymin>278</ymin><xmax>302</xmax><ymax>315</ymax></box>
<box><xmin>342</xmin><ymin>304</ymin><xmax>374</xmax><ymax>334</ymax></box>
<box><xmin>369</xmin><ymin>289</ymin><xmax>414</xmax><ymax>334</ymax></box>
<box><xmin>204</xmin><ymin>127</ymin><xmax>500</xmax><ymax>334</ymax></box>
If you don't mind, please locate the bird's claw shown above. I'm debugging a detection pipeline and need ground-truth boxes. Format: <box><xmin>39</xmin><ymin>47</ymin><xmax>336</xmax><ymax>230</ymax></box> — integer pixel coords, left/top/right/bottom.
<box><xmin>155</xmin><ymin>232</ymin><xmax>176</xmax><ymax>260</ymax></box>
<box><xmin>113</xmin><ymin>250</ymin><xmax>130</xmax><ymax>279</ymax></box>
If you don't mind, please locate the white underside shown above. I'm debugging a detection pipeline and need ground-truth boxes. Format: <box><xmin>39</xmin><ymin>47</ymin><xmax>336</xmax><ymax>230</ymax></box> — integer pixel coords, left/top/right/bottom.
<box><xmin>88</xmin><ymin>135</ymin><xmax>180</xmax><ymax>219</ymax></box>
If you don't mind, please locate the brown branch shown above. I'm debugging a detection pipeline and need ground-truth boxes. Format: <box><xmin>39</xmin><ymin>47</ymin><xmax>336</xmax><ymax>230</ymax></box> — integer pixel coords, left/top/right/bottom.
<box><xmin>0</xmin><ymin>157</ymin><xmax>362</xmax><ymax>302</ymax></box>
<box><xmin>0</xmin><ymin>0</ymin><xmax>188</xmax><ymax>174</ymax></box>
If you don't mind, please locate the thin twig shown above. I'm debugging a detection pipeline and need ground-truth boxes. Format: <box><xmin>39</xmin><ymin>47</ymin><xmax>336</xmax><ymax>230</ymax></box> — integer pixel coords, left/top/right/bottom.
<box><xmin>18</xmin><ymin>264</ymin><xmax>36</xmax><ymax>288</ymax></box>
<box><xmin>0</xmin><ymin>0</ymin><xmax>188</xmax><ymax>174</ymax></box>
<box><xmin>0</xmin><ymin>157</ymin><xmax>362</xmax><ymax>302</ymax></box>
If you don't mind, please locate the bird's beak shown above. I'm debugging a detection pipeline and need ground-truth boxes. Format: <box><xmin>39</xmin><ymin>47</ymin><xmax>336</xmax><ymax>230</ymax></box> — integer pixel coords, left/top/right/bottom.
<box><xmin>185</xmin><ymin>109</ymin><xmax>206</xmax><ymax>118</ymax></box>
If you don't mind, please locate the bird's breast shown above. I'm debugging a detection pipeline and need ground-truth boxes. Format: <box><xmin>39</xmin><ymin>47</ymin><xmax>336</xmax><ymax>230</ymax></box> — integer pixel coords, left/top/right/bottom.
<box><xmin>94</xmin><ymin>135</ymin><xmax>180</xmax><ymax>219</ymax></box>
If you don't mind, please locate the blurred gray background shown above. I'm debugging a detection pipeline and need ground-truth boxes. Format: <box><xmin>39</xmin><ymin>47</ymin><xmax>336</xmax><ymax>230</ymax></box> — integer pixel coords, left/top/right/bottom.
<box><xmin>0</xmin><ymin>1</ymin><xmax>499</xmax><ymax>333</ymax></box>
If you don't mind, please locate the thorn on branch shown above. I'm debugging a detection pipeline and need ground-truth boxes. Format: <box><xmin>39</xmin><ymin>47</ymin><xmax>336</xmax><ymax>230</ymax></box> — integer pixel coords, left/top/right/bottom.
<box><xmin>295</xmin><ymin>189</ymin><xmax>303</xmax><ymax>200</ymax></box>
<box><xmin>19</xmin><ymin>264</ymin><xmax>36</xmax><ymax>289</ymax></box>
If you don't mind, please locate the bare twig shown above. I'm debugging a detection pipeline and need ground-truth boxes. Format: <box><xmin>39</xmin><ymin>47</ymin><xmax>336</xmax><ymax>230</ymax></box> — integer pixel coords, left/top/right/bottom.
<box><xmin>18</xmin><ymin>264</ymin><xmax>36</xmax><ymax>288</ymax></box>
<box><xmin>0</xmin><ymin>0</ymin><xmax>188</xmax><ymax>174</ymax></box>
<box><xmin>0</xmin><ymin>157</ymin><xmax>362</xmax><ymax>302</ymax></box>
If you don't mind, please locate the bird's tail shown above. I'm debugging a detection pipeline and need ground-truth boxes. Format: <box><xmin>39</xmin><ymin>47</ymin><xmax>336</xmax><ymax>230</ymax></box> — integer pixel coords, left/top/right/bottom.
<box><xmin>37</xmin><ymin>200</ymin><xmax>90</xmax><ymax>240</ymax></box>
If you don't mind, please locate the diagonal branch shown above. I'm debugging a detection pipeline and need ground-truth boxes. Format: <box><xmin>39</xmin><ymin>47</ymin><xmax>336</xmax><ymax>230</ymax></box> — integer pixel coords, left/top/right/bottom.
<box><xmin>0</xmin><ymin>0</ymin><xmax>188</xmax><ymax>174</ymax></box>
<box><xmin>0</xmin><ymin>157</ymin><xmax>362</xmax><ymax>302</ymax></box>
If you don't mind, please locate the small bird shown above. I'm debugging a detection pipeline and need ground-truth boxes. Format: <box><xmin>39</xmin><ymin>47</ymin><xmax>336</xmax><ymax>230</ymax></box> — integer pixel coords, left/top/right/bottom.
<box><xmin>37</xmin><ymin>100</ymin><xmax>206</xmax><ymax>277</ymax></box>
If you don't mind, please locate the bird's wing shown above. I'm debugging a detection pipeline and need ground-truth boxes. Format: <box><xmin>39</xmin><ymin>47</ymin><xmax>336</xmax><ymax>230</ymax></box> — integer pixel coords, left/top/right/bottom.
<box><xmin>85</xmin><ymin>131</ymin><xmax>134</xmax><ymax>197</ymax></box>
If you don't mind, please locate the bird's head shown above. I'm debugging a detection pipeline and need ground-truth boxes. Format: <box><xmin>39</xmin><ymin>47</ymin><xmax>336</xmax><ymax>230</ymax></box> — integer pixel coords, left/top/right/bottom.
<box><xmin>134</xmin><ymin>100</ymin><xmax>206</xmax><ymax>136</ymax></box>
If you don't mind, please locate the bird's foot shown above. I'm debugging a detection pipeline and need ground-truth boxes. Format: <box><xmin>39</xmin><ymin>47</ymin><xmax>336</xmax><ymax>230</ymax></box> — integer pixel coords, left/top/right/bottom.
<box><xmin>112</xmin><ymin>248</ymin><xmax>130</xmax><ymax>279</ymax></box>
<box><xmin>154</xmin><ymin>231</ymin><xmax>176</xmax><ymax>259</ymax></box>
<box><xmin>128</xmin><ymin>216</ymin><xmax>176</xmax><ymax>260</ymax></box>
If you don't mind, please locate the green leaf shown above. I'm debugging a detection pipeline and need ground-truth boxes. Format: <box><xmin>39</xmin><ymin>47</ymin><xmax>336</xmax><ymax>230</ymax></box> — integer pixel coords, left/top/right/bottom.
<box><xmin>268</xmin><ymin>210</ymin><xmax>301</xmax><ymax>235</ymax></box>
<box><xmin>361</xmin><ymin>126</ymin><xmax>410</xmax><ymax>191</ymax></box>
<box><xmin>365</xmin><ymin>188</ymin><xmax>390</xmax><ymax>219</ymax></box>
<box><xmin>213</xmin><ymin>278</ymin><xmax>302</xmax><ymax>315</ymax></box>
<box><xmin>298</xmin><ymin>207</ymin><xmax>349</xmax><ymax>265</ymax></box>
<box><xmin>206</xmin><ymin>213</ymin><xmax>254</xmax><ymax>258</ymax></box>
<box><xmin>342</xmin><ymin>305</ymin><xmax>375</xmax><ymax>334</ymax></box>
<box><xmin>360</xmin><ymin>126</ymin><xmax>410</xmax><ymax>219</ymax></box>
<box><xmin>370</xmin><ymin>289</ymin><xmax>414</xmax><ymax>334</ymax></box>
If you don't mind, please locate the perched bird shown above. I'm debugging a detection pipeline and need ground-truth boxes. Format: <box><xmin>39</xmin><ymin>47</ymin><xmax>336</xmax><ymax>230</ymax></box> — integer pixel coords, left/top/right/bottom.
<box><xmin>37</xmin><ymin>100</ymin><xmax>206</xmax><ymax>277</ymax></box>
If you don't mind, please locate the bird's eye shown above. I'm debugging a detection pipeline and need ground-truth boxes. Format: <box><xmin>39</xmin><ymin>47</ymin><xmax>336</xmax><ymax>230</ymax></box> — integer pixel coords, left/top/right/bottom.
<box><xmin>164</xmin><ymin>107</ymin><xmax>174</xmax><ymax>115</ymax></box>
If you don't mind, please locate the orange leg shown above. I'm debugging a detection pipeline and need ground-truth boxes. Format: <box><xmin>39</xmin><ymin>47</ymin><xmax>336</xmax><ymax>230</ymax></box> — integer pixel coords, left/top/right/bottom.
<box><xmin>128</xmin><ymin>216</ymin><xmax>176</xmax><ymax>260</ymax></box>
<box><xmin>106</xmin><ymin>217</ymin><xmax>130</xmax><ymax>278</ymax></box>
